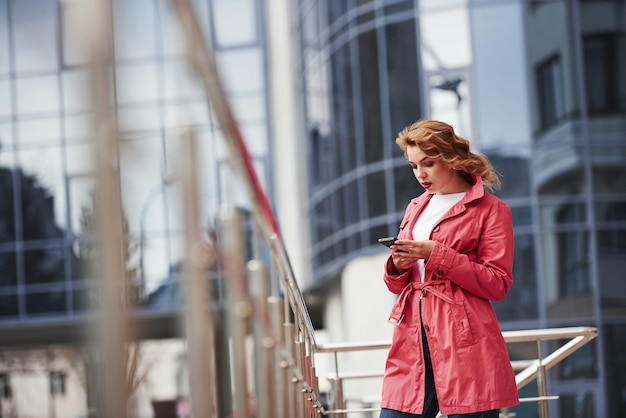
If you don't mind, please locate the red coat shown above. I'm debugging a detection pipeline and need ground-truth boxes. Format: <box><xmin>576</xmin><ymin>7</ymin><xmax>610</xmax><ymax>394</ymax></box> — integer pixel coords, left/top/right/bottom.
<box><xmin>380</xmin><ymin>178</ymin><xmax>519</xmax><ymax>415</ymax></box>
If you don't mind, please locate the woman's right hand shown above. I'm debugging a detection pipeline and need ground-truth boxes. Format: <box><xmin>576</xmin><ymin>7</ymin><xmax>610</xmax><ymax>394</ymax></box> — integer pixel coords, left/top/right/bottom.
<box><xmin>391</xmin><ymin>239</ymin><xmax>434</xmax><ymax>271</ymax></box>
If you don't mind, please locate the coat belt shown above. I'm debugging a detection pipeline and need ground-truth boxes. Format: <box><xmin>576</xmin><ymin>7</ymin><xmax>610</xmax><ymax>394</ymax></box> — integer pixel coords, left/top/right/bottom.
<box><xmin>387</xmin><ymin>279</ymin><xmax>456</xmax><ymax>326</ymax></box>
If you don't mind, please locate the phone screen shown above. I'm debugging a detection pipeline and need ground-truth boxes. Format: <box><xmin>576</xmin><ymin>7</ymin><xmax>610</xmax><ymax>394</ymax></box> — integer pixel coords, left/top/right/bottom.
<box><xmin>377</xmin><ymin>237</ymin><xmax>397</xmax><ymax>248</ymax></box>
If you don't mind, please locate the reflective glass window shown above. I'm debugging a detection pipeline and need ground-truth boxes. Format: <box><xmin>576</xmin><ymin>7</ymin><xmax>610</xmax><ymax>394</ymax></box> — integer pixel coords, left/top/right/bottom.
<box><xmin>540</xmin><ymin>201</ymin><xmax>586</xmax><ymax>226</ymax></box>
<box><xmin>559</xmin><ymin>392</ymin><xmax>595</xmax><ymax>418</ymax></box>
<box><xmin>604</xmin><ymin>323</ymin><xmax>626</xmax><ymax>417</ymax></box>
<box><xmin>0</xmin><ymin>79</ymin><xmax>10</xmax><ymax>118</ymax></box>
<box><xmin>365</xmin><ymin>170</ymin><xmax>386</xmax><ymax>217</ymax></box>
<box><xmin>536</xmin><ymin>55</ymin><xmax>565</xmax><ymax>131</ymax></box>
<box><xmin>595</xmin><ymin>200</ymin><xmax>626</xmax><ymax>223</ymax></box>
<box><xmin>0</xmin><ymin>294</ymin><xmax>17</xmax><ymax>317</ymax></box>
<box><xmin>583</xmin><ymin>33</ymin><xmax>626</xmax><ymax>115</ymax></box>
<box><xmin>542</xmin><ymin>230</ymin><xmax>593</xmax><ymax>319</ymax></box>
<box><xmin>385</xmin><ymin>20</ymin><xmax>421</xmax><ymax>140</ymax></box>
<box><xmin>216</xmin><ymin>48</ymin><xmax>264</xmax><ymax>94</ymax></box>
<box><xmin>553</xmin><ymin>336</ymin><xmax>598</xmax><ymax>380</ymax></box>
<box><xmin>212</xmin><ymin>0</ymin><xmax>257</xmax><ymax>48</ymax></box>
<box><xmin>116</xmin><ymin>64</ymin><xmax>159</xmax><ymax>104</ymax></box>
<box><xmin>62</xmin><ymin>70</ymin><xmax>90</xmax><ymax>114</ymax></box>
<box><xmin>358</xmin><ymin>30</ymin><xmax>383</xmax><ymax>164</ymax></box>
<box><xmin>163</xmin><ymin>60</ymin><xmax>205</xmax><ymax>102</ymax></box>
<box><xmin>488</xmin><ymin>154</ymin><xmax>530</xmax><ymax>199</ymax></box>
<box><xmin>535</xmin><ymin>145</ymin><xmax>588</xmax><ymax>195</ymax></box>
<box><xmin>16</xmin><ymin>75</ymin><xmax>59</xmax><ymax>115</ymax></box>
<box><xmin>17</xmin><ymin>117</ymin><xmax>61</xmax><ymax>145</ymax></box>
<box><xmin>592</xmin><ymin>165</ymin><xmax>626</xmax><ymax>194</ymax></box>
<box><xmin>11</xmin><ymin>0</ymin><xmax>59</xmax><ymax>73</ymax></box>
<box><xmin>597</xmin><ymin>227</ymin><xmax>626</xmax><ymax>317</ymax></box>
<box><xmin>0</xmin><ymin>0</ymin><xmax>9</xmax><ymax>76</ymax></box>
<box><xmin>330</xmin><ymin>44</ymin><xmax>356</xmax><ymax>172</ymax></box>
<box><xmin>26</xmin><ymin>288</ymin><xmax>66</xmax><ymax>314</ymax></box>
<box><xmin>0</xmin><ymin>123</ymin><xmax>12</xmax><ymax>155</ymax></box>
<box><xmin>393</xmin><ymin>163</ymin><xmax>419</xmax><ymax>210</ymax></box>
<box><xmin>60</xmin><ymin>1</ymin><xmax>87</xmax><ymax>67</ymax></box>
<box><xmin>0</xmin><ymin>164</ymin><xmax>16</xmax><ymax>246</ymax></box>
<box><xmin>23</xmin><ymin>246</ymin><xmax>66</xmax><ymax>285</ymax></box>
<box><xmin>495</xmin><ymin>233</ymin><xmax>538</xmax><ymax>322</ymax></box>
<box><xmin>113</xmin><ymin>0</ymin><xmax>158</xmax><ymax>61</ymax></box>
<box><xmin>17</xmin><ymin>147</ymin><xmax>66</xmax><ymax>239</ymax></box>
<box><xmin>344</xmin><ymin>179</ymin><xmax>360</xmax><ymax>225</ymax></box>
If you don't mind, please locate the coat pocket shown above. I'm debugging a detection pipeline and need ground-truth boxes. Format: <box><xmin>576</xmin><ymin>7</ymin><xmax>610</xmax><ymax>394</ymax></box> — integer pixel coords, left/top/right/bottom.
<box><xmin>446</xmin><ymin>282</ymin><xmax>476</xmax><ymax>348</ymax></box>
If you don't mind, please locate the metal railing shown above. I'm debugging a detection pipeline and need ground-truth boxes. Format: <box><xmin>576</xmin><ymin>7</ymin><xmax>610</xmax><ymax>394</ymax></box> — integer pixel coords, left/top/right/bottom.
<box><xmin>316</xmin><ymin>326</ymin><xmax>598</xmax><ymax>417</ymax></box>
<box><xmin>83</xmin><ymin>0</ymin><xmax>600</xmax><ymax>417</ymax></box>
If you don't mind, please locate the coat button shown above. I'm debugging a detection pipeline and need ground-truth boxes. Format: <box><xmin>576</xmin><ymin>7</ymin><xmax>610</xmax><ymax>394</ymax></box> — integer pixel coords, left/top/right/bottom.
<box><xmin>436</xmin><ymin>270</ymin><xmax>444</xmax><ymax>277</ymax></box>
<box><xmin>421</xmin><ymin>289</ymin><xmax>427</xmax><ymax>297</ymax></box>
<box><xmin>424</xmin><ymin>324</ymin><xmax>430</xmax><ymax>332</ymax></box>
<box><xmin>432</xmin><ymin>225</ymin><xmax>440</xmax><ymax>232</ymax></box>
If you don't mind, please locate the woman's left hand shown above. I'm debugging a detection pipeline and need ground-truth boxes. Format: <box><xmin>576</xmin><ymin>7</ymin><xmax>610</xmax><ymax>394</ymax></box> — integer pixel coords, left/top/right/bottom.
<box><xmin>390</xmin><ymin>239</ymin><xmax>435</xmax><ymax>270</ymax></box>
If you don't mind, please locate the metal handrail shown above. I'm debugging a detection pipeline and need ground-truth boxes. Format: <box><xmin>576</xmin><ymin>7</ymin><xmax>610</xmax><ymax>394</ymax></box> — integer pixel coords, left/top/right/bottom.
<box><xmin>317</xmin><ymin>326</ymin><xmax>598</xmax><ymax>417</ymax></box>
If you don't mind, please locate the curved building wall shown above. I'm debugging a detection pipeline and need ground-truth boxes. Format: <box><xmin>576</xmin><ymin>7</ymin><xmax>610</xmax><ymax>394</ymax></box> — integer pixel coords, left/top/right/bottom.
<box><xmin>298</xmin><ymin>0</ymin><xmax>626</xmax><ymax>417</ymax></box>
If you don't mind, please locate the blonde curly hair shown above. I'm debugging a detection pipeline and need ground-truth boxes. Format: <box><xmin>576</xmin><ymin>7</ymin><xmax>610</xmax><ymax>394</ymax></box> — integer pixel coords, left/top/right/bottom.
<box><xmin>395</xmin><ymin>119</ymin><xmax>501</xmax><ymax>191</ymax></box>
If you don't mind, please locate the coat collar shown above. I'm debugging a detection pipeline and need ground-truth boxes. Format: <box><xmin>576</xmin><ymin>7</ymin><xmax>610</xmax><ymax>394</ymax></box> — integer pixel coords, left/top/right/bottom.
<box><xmin>409</xmin><ymin>175</ymin><xmax>485</xmax><ymax>208</ymax></box>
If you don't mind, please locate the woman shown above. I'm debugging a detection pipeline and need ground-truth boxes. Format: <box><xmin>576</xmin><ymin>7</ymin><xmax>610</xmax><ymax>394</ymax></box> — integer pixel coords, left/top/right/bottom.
<box><xmin>379</xmin><ymin>120</ymin><xmax>519</xmax><ymax>418</ymax></box>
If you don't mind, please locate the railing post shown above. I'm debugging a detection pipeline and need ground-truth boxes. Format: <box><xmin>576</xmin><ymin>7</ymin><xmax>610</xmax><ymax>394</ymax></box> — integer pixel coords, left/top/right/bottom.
<box><xmin>249</xmin><ymin>260</ymin><xmax>276</xmax><ymax>418</ymax></box>
<box><xmin>537</xmin><ymin>340</ymin><xmax>550</xmax><ymax>418</ymax></box>
<box><xmin>220</xmin><ymin>208</ymin><xmax>252</xmax><ymax>418</ymax></box>
<box><xmin>285</xmin><ymin>320</ymin><xmax>299</xmax><ymax>418</ymax></box>
<box><xmin>269</xmin><ymin>296</ymin><xmax>287</xmax><ymax>418</ymax></box>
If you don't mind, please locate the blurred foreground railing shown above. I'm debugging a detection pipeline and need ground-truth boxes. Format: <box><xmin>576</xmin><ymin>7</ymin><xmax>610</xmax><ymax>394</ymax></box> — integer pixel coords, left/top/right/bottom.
<box><xmin>316</xmin><ymin>326</ymin><xmax>598</xmax><ymax>418</ymax></box>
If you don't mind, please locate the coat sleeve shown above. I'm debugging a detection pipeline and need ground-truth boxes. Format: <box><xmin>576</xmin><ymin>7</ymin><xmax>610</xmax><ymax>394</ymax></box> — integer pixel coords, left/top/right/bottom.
<box><xmin>425</xmin><ymin>200</ymin><xmax>514</xmax><ymax>301</ymax></box>
<box><xmin>383</xmin><ymin>256</ymin><xmax>413</xmax><ymax>295</ymax></box>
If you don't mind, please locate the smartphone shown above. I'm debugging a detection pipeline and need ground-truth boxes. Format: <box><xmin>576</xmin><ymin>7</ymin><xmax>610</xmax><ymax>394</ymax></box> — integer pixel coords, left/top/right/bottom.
<box><xmin>377</xmin><ymin>236</ymin><xmax>397</xmax><ymax>248</ymax></box>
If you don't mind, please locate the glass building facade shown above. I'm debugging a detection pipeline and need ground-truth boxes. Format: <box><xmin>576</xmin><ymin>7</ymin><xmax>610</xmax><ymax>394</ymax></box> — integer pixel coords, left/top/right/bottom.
<box><xmin>0</xmin><ymin>0</ymin><xmax>272</xmax><ymax>415</ymax></box>
<box><xmin>0</xmin><ymin>0</ymin><xmax>271</xmax><ymax>324</ymax></box>
<box><xmin>298</xmin><ymin>0</ymin><xmax>626</xmax><ymax>417</ymax></box>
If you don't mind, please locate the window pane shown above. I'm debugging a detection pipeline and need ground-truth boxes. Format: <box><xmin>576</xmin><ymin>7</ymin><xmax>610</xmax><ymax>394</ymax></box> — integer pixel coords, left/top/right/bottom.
<box><xmin>213</xmin><ymin>0</ymin><xmax>257</xmax><ymax>48</ymax></box>
<box><xmin>495</xmin><ymin>233</ymin><xmax>537</xmax><ymax>321</ymax></box>
<box><xmin>488</xmin><ymin>153</ymin><xmax>530</xmax><ymax>199</ymax></box>
<box><xmin>394</xmin><ymin>164</ymin><xmax>420</xmax><ymax>209</ymax></box>
<box><xmin>18</xmin><ymin>147</ymin><xmax>66</xmax><ymax>234</ymax></box>
<box><xmin>0</xmin><ymin>294</ymin><xmax>18</xmax><ymax>317</ymax></box>
<box><xmin>0</xmin><ymin>0</ymin><xmax>9</xmax><ymax>76</ymax></box>
<box><xmin>553</xmin><ymin>337</ymin><xmax>598</xmax><ymax>380</ymax></box>
<box><xmin>60</xmin><ymin>2</ymin><xmax>87</xmax><ymax>67</ymax></box>
<box><xmin>24</xmin><ymin>246</ymin><xmax>65</xmax><ymax>285</ymax></box>
<box><xmin>385</xmin><ymin>20</ymin><xmax>420</xmax><ymax>138</ymax></box>
<box><xmin>559</xmin><ymin>392</ymin><xmax>595</xmax><ymax>418</ymax></box>
<box><xmin>540</xmin><ymin>201</ymin><xmax>586</xmax><ymax>226</ymax></box>
<box><xmin>0</xmin><ymin>79</ymin><xmax>11</xmax><ymax>118</ymax></box>
<box><xmin>16</xmin><ymin>75</ymin><xmax>59</xmax><ymax>115</ymax></box>
<box><xmin>17</xmin><ymin>117</ymin><xmax>61</xmax><ymax>145</ymax></box>
<box><xmin>216</xmin><ymin>48</ymin><xmax>264</xmax><ymax>94</ymax></box>
<box><xmin>543</xmin><ymin>230</ymin><xmax>593</xmax><ymax>319</ymax></box>
<box><xmin>365</xmin><ymin>170</ymin><xmax>386</xmax><ymax>217</ymax></box>
<box><xmin>597</xmin><ymin>228</ymin><xmax>626</xmax><ymax>317</ymax></box>
<box><xmin>604</xmin><ymin>323</ymin><xmax>626</xmax><ymax>417</ymax></box>
<box><xmin>536</xmin><ymin>55</ymin><xmax>564</xmax><ymax>130</ymax></box>
<box><xmin>11</xmin><ymin>0</ymin><xmax>59</xmax><ymax>72</ymax></box>
<box><xmin>116</xmin><ymin>64</ymin><xmax>159</xmax><ymax>104</ymax></box>
<box><xmin>113</xmin><ymin>0</ymin><xmax>157</xmax><ymax>61</ymax></box>
<box><xmin>26</xmin><ymin>288</ymin><xmax>66</xmax><ymax>314</ymax></box>
<box><xmin>0</xmin><ymin>165</ymin><xmax>16</xmax><ymax>245</ymax></box>
<box><xmin>358</xmin><ymin>30</ymin><xmax>383</xmax><ymax>164</ymax></box>
<box><xmin>62</xmin><ymin>70</ymin><xmax>91</xmax><ymax>113</ymax></box>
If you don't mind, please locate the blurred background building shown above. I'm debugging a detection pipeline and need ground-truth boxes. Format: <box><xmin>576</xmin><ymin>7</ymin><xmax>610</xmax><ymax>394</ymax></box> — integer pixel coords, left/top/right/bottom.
<box><xmin>297</xmin><ymin>1</ymin><xmax>625</xmax><ymax>417</ymax></box>
<box><xmin>0</xmin><ymin>0</ymin><xmax>623</xmax><ymax>417</ymax></box>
